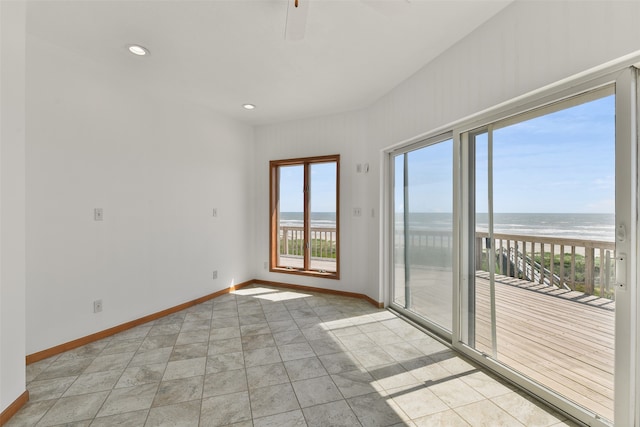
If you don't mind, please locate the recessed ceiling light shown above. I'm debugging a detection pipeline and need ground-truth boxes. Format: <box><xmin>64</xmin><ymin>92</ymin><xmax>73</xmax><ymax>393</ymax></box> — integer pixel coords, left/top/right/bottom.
<box><xmin>127</xmin><ymin>45</ymin><xmax>149</xmax><ymax>56</ymax></box>
<box><xmin>243</xmin><ymin>104</ymin><xmax>256</xmax><ymax>110</ymax></box>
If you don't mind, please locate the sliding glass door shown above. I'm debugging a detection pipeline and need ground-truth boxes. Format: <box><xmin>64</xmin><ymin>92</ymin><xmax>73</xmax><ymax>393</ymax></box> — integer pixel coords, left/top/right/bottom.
<box><xmin>387</xmin><ymin>68</ymin><xmax>638</xmax><ymax>426</ymax></box>
<box><xmin>463</xmin><ymin>88</ymin><xmax>619</xmax><ymax>423</ymax></box>
<box><xmin>391</xmin><ymin>136</ymin><xmax>453</xmax><ymax>335</ymax></box>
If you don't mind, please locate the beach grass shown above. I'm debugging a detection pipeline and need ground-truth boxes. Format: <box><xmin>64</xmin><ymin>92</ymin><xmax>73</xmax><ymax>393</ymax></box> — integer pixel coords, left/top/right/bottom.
<box><xmin>280</xmin><ymin>238</ymin><xmax>337</xmax><ymax>259</ymax></box>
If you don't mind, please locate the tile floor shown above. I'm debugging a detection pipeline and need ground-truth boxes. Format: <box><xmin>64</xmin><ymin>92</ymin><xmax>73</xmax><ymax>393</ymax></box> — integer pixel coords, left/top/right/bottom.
<box><xmin>8</xmin><ymin>284</ymin><xmax>580</xmax><ymax>427</ymax></box>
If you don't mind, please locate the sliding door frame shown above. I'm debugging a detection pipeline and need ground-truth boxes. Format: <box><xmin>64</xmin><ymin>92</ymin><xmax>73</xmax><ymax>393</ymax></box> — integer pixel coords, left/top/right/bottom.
<box><xmin>382</xmin><ymin>61</ymin><xmax>640</xmax><ymax>427</ymax></box>
<box><xmin>388</xmin><ymin>132</ymin><xmax>454</xmax><ymax>341</ymax></box>
<box><xmin>453</xmin><ymin>69</ymin><xmax>636</xmax><ymax>427</ymax></box>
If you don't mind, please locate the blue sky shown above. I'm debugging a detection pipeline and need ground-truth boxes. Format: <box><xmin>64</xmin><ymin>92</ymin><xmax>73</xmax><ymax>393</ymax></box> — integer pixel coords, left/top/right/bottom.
<box><xmin>280</xmin><ymin>94</ymin><xmax>615</xmax><ymax>215</ymax></box>
<box><xmin>279</xmin><ymin>162</ymin><xmax>337</xmax><ymax>212</ymax></box>
<box><xmin>395</xmin><ymin>94</ymin><xmax>615</xmax><ymax>214</ymax></box>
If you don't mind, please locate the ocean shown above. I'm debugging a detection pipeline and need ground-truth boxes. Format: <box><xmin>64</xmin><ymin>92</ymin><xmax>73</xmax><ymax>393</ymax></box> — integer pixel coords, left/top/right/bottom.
<box><xmin>281</xmin><ymin>212</ymin><xmax>615</xmax><ymax>242</ymax></box>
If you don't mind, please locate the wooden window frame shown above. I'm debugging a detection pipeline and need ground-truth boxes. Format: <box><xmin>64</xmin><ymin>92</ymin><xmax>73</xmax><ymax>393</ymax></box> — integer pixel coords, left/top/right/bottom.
<box><xmin>269</xmin><ymin>154</ymin><xmax>340</xmax><ymax>279</ymax></box>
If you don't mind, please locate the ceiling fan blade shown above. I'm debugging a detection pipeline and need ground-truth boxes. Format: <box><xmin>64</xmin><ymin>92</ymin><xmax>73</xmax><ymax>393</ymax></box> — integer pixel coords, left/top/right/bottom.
<box><xmin>285</xmin><ymin>0</ymin><xmax>309</xmax><ymax>41</ymax></box>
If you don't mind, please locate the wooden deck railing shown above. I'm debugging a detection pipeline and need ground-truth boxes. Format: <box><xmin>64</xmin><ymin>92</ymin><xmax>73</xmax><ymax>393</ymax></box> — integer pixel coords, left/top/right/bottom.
<box><xmin>475</xmin><ymin>232</ymin><xmax>615</xmax><ymax>298</ymax></box>
<box><xmin>279</xmin><ymin>226</ymin><xmax>337</xmax><ymax>260</ymax></box>
<box><xmin>394</xmin><ymin>229</ymin><xmax>616</xmax><ymax>299</ymax></box>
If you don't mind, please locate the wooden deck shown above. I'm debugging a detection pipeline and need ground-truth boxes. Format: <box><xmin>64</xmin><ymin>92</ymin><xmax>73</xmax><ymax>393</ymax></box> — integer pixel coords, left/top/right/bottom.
<box><xmin>395</xmin><ymin>269</ymin><xmax>614</xmax><ymax>421</ymax></box>
<box><xmin>476</xmin><ymin>272</ymin><xmax>614</xmax><ymax>420</ymax></box>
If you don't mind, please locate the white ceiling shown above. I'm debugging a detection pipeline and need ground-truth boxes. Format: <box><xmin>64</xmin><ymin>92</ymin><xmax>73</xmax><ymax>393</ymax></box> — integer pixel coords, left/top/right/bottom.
<box><xmin>27</xmin><ymin>0</ymin><xmax>512</xmax><ymax>125</ymax></box>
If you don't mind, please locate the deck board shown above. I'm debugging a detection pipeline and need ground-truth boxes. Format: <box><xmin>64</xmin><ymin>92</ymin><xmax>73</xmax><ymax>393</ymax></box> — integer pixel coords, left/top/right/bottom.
<box><xmin>474</xmin><ymin>272</ymin><xmax>614</xmax><ymax>420</ymax></box>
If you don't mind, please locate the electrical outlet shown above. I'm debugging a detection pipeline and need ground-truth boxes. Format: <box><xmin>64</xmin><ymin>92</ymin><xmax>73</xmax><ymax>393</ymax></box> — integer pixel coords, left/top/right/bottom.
<box><xmin>93</xmin><ymin>299</ymin><xmax>103</xmax><ymax>313</ymax></box>
<box><xmin>353</xmin><ymin>207</ymin><xmax>362</xmax><ymax>217</ymax></box>
<box><xmin>212</xmin><ymin>270</ymin><xmax>218</xmax><ymax>279</ymax></box>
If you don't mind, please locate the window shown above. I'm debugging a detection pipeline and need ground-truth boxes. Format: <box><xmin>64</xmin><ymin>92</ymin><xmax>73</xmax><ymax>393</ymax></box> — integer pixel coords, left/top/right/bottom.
<box><xmin>270</xmin><ymin>155</ymin><xmax>340</xmax><ymax>278</ymax></box>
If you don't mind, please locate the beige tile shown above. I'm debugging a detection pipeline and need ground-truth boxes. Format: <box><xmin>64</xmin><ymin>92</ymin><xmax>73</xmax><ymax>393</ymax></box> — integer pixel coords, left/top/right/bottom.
<box><xmin>240</xmin><ymin>323</ymin><xmax>271</xmax><ymax>337</ymax></box>
<box><xmin>319</xmin><ymin>351</ymin><xmax>362</xmax><ymax>375</ymax></box>
<box><xmin>247</xmin><ymin>363</ymin><xmax>289</xmax><ymax>389</ymax></box>
<box><xmin>292</xmin><ymin>375</ymin><xmax>342</xmax><ymax>408</ymax></box>
<box><xmin>208</xmin><ymin>337</ymin><xmax>243</xmax><ymax>355</ymax></box>
<box><xmin>209</xmin><ymin>326</ymin><xmax>241</xmax><ymax>340</ymax></box>
<box><xmin>272</xmin><ymin>329</ymin><xmax>306</xmax><ymax>346</ymax></box>
<box><xmin>56</xmin><ymin>341</ymin><xmax>109</xmax><ymax>362</ymax></box>
<box><xmin>36</xmin><ymin>391</ymin><xmax>109</xmax><ymax>426</ymax></box>
<box><xmin>83</xmin><ymin>352</ymin><xmax>134</xmax><ymax>374</ymax></box>
<box><xmin>309</xmin><ymin>337</ymin><xmax>347</xmax><ymax>356</ymax></box>
<box><xmin>383</xmin><ymin>341</ymin><xmax>424</xmax><ymax>362</ymax></box>
<box><xmin>268</xmin><ymin>320</ymin><xmax>299</xmax><ymax>334</ymax></box>
<box><xmin>180</xmin><ymin>320</ymin><xmax>211</xmax><ymax>333</ymax></box>
<box><xmin>413</xmin><ymin>409</ymin><xmax>470</xmax><ymax>427</ymax></box>
<box><xmin>145</xmin><ymin>400</ymin><xmax>200</xmax><ymax>427</ymax></box>
<box><xmin>278</xmin><ymin>342</ymin><xmax>315</xmax><ymax>361</ymax></box>
<box><xmin>148</xmin><ymin>323</ymin><xmax>182</xmax><ymax>337</ymax></box>
<box><xmin>112</xmin><ymin>326</ymin><xmax>152</xmax><ymax>341</ymax></box>
<box><xmin>492</xmin><ymin>391</ymin><xmax>566</xmax><ymax>427</ymax></box>
<box><xmin>4</xmin><ymin>400</ymin><xmax>55</xmax><ymax>427</ymax></box>
<box><xmin>241</xmin><ymin>333</ymin><xmax>276</xmax><ymax>351</ymax></box>
<box><xmin>115</xmin><ymin>363</ymin><xmax>166</xmax><ymax>388</ymax></box>
<box><xmin>35</xmin><ymin>357</ymin><xmax>94</xmax><ymax>381</ymax></box>
<box><xmin>169</xmin><ymin>342</ymin><xmax>208</xmax><ymax>361</ymax></box>
<box><xmin>427</xmin><ymin>378</ymin><xmax>485</xmax><ymax>408</ymax></box>
<box><xmin>200</xmin><ymin>391</ymin><xmax>252</xmax><ymax>426</ymax></box>
<box><xmin>138</xmin><ymin>334</ymin><xmax>178</xmax><ymax>352</ymax></box>
<box><xmin>254</xmin><ymin>409</ymin><xmax>306</xmax><ymax>427</ymax></box>
<box><xmin>26</xmin><ymin>358</ymin><xmax>57</xmax><ymax>383</ymax></box>
<box><xmin>331</xmin><ymin>369</ymin><xmax>379</xmax><ymax>398</ymax></box>
<box><xmin>347</xmin><ymin>392</ymin><xmax>409</xmax><ymax>427</ymax></box>
<box><xmin>206</xmin><ymin>352</ymin><xmax>245</xmax><ymax>374</ymax></box>
<box><xmin>129</xmin><ymin>347</ymin><xmax>172</xmax><ymax>367</ymax></box>
<box><xmin>249</xmin><ymin>383</ymin><xmax>300</xmax><ymax>419</ymax></box>
<box><xmin>28</xmin><ymin>376</ymin><xmax>77</xmax><ymax>402</ymax></box>
<box><xmin>100</xmin><ymin>339</ymin><xmax>143</xmax><ymax>356</ymax></box>
<box><xmin>390</xmin><ymin>386</ymin><xmax>449</xmax><ymax>419</ymax></box>
<box><xmin>64</xmin><ymin>370</ymin><xmax>122</xmax><ymax>397</ymax></box>
<box><xmin>89</xmin><ymin>409</ymin><xmax>149</xmax><ymax>427</ymax></box>
<box><xmin>243</xmin><ymin>346</ymin><xmax>282</xmax><ymax>367</ymax></box>
<box><xmin>162</xmin><ymin>357</ymin><xmax>206</xmax><ymax>381</ymax></box>
<box><xmin>175</xmin><ymin>330</ymin><xmax>209</xmax><ymax>346</ymax></box>
<box><xmin>351</xmin><ymin>346</ymin><xmax>395</xmax><ymax>368</ymax></box>
<box><xmin>96</xmin><ymin>383</ymin><xmax>158</xmax><ymax>418</ymax></box>
<box><xmin>455</xmin><ymin>399</ymin><xmax>525</xmax><ymax>427</ymax></box>
<box><xmin>459</xmin><ymin>370</ymin><xmax>514</xmax><ymax>398</ymax></box>
<box><xmin>302</xmin><ymin>400</ymin><xmax>360</xmax><ymax>427</ymax></box>
<box><xmin>203</xmin><ymin>369</ymin><xmax>247</xmax><ymax>398</ymax></box>
<box><xmin>284</xmin><ymin>357</ymin><xmax>328</xmax><ymax>381</ymax></box>
<box><xmin>152</xmin><ymin>375</ymin><xmax>203</xmax><ymax>406</ymax></box>
<box><xmin>239</xmin><ymin>314</ymin><xmax>267</xmax><ymax>326</ymax></box>
<box><xmin>368</xmin><ymin>363</ymin><xmax>420</xmax><ymax>391</ymax></box>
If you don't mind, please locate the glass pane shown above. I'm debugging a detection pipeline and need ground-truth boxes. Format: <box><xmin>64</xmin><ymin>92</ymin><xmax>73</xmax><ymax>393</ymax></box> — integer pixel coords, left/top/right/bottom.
<box><xmin>470</xmin><ymin>94</ymin><xmax>616</xmax><ymax>421</ymax></box>
<box><xmin>309</xmin><ymin>162</ymin><xmax>337</xmax><ymax>272</ymax></box>
<box><xmin>278</xmin><ymin>165</ymin><xmax>304</xmax><ymax>269</ymax></box>
<box><xmin>393</xmin><ymin>139</ymin><xmax>454</xmax><ymax>332</ymax></box>
<box><xmin>472</xmin><ymin>131</ymin><xmax>494</xmax><ymax>355</ymax></box>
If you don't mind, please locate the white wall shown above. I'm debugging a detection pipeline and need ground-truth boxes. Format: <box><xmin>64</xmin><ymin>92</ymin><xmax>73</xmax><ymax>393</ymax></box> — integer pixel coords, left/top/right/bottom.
<box><xmin>253</xmin><ymin>111</ymin><xmax>376</xmax><ymax>298</ymax></box>
<box><xmin>1</xmin><ymin>0</ymin><xmax>27</xmax><ymax>414</ymax></box>
<box><xmin>25</xmin><ymin>35</ymin><xmax>255</xmax><ymax>354</ymax></box>
<box><xmin>256</xmin><ymin>1</ymin><xmax>640</xmax><ymax>303</ymax></box>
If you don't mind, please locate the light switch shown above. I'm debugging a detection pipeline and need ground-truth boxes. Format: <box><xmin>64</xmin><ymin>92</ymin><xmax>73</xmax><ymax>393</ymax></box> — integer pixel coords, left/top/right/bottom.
<box><xmin>94</xmin><ymin>208</ymin><xmax>103</xmax><ymax>221</ymax></box>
